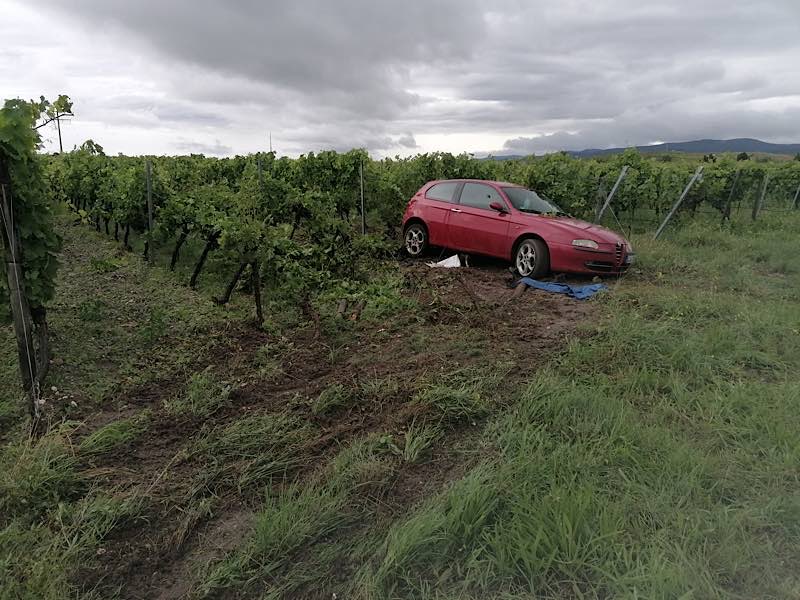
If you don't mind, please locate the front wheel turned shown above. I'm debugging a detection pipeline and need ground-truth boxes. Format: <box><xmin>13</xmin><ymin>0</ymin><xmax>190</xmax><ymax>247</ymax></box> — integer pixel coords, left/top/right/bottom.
<box><xmin>514</xmin><ymin>238</ymin><xmax>549</xmax><ymax>278</ymax></box>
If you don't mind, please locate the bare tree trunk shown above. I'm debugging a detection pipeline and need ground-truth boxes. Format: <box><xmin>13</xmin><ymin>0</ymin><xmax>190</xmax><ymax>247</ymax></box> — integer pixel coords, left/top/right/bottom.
<box><xmin>170</xmin><ymin>229</ymin><xmax>188</xmax><ymax>271</ymax></box>
<box><xmin>289</xmin><ymin>214</ymin><xmax>300</xmax><ymax>240</ymax></box>
<box><xmin>251</xmin><ymin>259</ymin><xmax>264</xmax><ymax>325</ymax></box>
<box><xmin>114</xmin><ymin>221</ymin><xmax>119</xmax><ymax>241</ymax></box>
<box><xmin>190</xmin><ymin>235</ymin><xmax>216</xmax><ymax>289</ymax></box>
<box><xmin>215</xmin><ymin>261</ymin><xmax>248</xmax><ymax>305</ymax></box>
<box><xmin>103</xmin><ymin>217</ymin><xmax>109</xmax><ymax>236</ymax></box>
<box><xmin>123</xmin><ymin>224</ymin><xmax>131</xmax><ymax>250</ymax></box>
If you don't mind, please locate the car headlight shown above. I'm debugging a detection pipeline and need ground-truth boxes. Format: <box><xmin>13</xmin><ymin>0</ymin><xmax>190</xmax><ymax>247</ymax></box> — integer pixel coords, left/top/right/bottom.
<box><xmin>572</xmin><ymin>239</ymin><xmax>598</xmax><ymax>250</ymax></box>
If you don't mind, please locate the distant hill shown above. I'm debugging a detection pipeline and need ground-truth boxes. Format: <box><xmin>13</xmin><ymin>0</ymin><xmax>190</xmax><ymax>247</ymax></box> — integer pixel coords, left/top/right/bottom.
<box><xmin>486</xmin><ymin>138</ymin><xmax>800</xmax><ymax>160</ymax></box>
<box><xmin>572</xmin><ymin>138</ymin><xmax>800</xmax><ymax>158</ymax></box>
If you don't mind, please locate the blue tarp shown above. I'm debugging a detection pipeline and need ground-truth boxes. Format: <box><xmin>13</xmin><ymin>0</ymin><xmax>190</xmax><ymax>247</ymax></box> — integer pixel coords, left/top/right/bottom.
<box><xmin>517</xmin><ymin>277</ymin><xmax>608</xmax><ymax>300</ymax></box>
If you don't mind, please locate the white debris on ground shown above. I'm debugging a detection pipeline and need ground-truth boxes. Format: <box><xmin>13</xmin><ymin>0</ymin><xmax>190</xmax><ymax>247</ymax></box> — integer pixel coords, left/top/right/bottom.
<box><xmin>426</xmin><ymin>255</ymin><xmax>461</xmax><ymax>268</ymax></box>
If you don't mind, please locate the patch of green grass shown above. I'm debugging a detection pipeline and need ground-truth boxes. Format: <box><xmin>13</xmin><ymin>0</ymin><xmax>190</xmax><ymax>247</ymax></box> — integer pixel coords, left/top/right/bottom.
<box><xmin>360</xmin><ymin>376</ymin><xmax>400</xmax><ymax>403</ymax></box>
<box><xmin>200</xmin><ymin>435</ymin><xmax>399</xmax><ymax>597</ymax></box>
<box><xmin>139</xmin><ymin>306</ymin><xmax>169</xmax><ymax>343</ymax></box>
<box><xmin>79</xmin><ymin>416</ymin><xmax>147</xmax><ymax>457</ymax></box>
<box><xmin>77</xmin><ymin>299</ymin><xmax>107</xmax><ymax>322</ymax></box>
<box><xmin>254</xmin><ymin>341</ymin><xmax>289</xmax><ymax>380</ymax></box>
<box><xmin>357</xmin><ymin>215</ymin><xmax>800</xmax><ymax>599</ymax></box>
<box><xmin>413</xmin><ymin>365</ymin><xmax>509</xmax><ymax>424</ymax></box>
<box><xmin>0</xmin><ymin>424</ymin><xmax>82</xmax><ymax>525</ymax></box>
<box><xmin>312</xmin><ymin>383</ymin><xmax>355</xmax><ymax>416</ymax></box>
<box><xmin>165</xmin><ymin>370</ymin><xmax>231</xmax><ymax>418</ymax></box>
<box><xmin>89</xmin><ymin>256</ymin><xmax>121</xmax><ymax>273</ymax></box>
<box><xmin>193</xmin><ymin>412</ymin><xmax>313</xmax><ymax>494</ymax></box>
<box><xmin>0</xmin><ymin>490</ymin><xmax>143</xmax><ymax>600</ymax></box>
<box><xmin>401</xmin><ymin>421</ymin><xmax>441</xmax><ymax>464</ymax></box>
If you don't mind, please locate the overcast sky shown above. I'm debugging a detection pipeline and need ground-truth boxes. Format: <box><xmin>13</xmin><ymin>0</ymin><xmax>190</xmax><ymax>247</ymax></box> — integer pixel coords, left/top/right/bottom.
<box><xmin>2</xmin><ymin>0</ymin><xmax>799</xmax><ymax>157</ymax></box>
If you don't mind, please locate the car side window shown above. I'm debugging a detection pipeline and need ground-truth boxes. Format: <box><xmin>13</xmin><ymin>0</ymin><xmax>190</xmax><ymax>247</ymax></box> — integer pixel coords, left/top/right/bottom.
<box><xmin>459</xmin><ymin>183</ymin><xmax>503</xmax><ymax>210</ymax></box>
<box><xmin>425</xmin><ymin>182</ymin><xmax>459</xmax><ymax>202</ymax></box>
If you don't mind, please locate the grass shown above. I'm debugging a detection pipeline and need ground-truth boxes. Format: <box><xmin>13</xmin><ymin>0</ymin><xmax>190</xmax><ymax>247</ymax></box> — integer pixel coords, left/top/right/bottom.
<box><xmin>401</xmin><ymin>421</ymin><xmax>441</xmax><ymax>464</ymax></box>
<box><xmin>354</xmin><ymin>213</ymin><xmax>800</xmax><ymax>599</ymax></box>
<box><xmin>79</xmin><ymin>415</ymin><xmax>148</xmax><ymax>456</ymax></box>
<box><xmin>164</xmin><ymin>370</ymin><xmax>231</xmax><ymax>418</ymax></box>
<box><xmin>311</xmin><ymin>383</ymin><xmax>355</xmax><ymax>415</ymax></box>
<box><xmin>413</xmin><ymin>364</ymin><xmax>510</xmax><ymax>424</ymax></box>
<box><xmin>200</xmin><ymin>434</ymin><xmax>400</xmax><ymax>597</ymax></box>
<box><xmin>2</xmin><ymin>211</ymin><xmax>800</xmax><ymax>598</ymax></box>
<box><xmin>193</xmin><ymin>411</ymin><xmax>314</xmax><ymax>494</ymax></box>
<box><xmin>0</xmin><ymin>220</ymin><xmax>242</xmax><ymax>414</ymax></box>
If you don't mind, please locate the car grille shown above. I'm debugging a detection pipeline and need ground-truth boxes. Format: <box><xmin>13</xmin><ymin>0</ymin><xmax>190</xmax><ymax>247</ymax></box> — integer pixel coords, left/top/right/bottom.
<box><xmin>614</xmin><ymin>243</ymin><xmax>623</xmax><ymax>267</ymax></box>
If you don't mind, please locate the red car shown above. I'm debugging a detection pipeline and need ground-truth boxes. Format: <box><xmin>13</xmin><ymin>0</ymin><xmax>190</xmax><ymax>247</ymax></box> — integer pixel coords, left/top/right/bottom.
<box><xmin>402</xmin><ymin>179</ymin><xmax>633</xmax><ymax>277</ymax></box>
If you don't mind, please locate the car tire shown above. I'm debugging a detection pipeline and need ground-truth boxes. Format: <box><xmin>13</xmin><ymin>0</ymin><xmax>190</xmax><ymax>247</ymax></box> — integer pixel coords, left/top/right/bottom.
<box><xmin>404</xmin><ymin>223</ymin><xmax>428</xmax><ymax>257</ymax></box>
<box><xmin>514</xmin><ymin>238</ymin><xmax>549</xmax><ymax>278</ymax></box>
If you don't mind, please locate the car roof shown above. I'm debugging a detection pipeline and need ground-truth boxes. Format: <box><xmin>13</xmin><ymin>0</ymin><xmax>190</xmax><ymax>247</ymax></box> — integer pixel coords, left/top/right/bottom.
<box><xmin>428</xmin><ymin>178</ymin><xmax>522</xmax><ymax>188</ymax></box>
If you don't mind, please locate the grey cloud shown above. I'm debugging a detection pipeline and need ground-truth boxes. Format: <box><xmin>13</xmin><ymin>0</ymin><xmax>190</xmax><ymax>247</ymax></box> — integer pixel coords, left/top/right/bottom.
<box><xmin>37</xmin><ymin>0</ymin><xmax>484</xmax><ymax>122</ymax></box>
<box><xmin>500</xmin><ymin>105</ymin><xmax>800</xmax><ymax>155</ymax></box>
<box><xmin>17</xmin><ymin>0</ymin><xmax>800</xmax><ymax>156</ymax></box>
<box><xmin>174</xmin><ymin>139</ymin><xmax>232</xmax><ymax>156</ymax></box>
<box><xmin>397</xmin><ymin>134</ymin><xmax>418</xmax><ymax>149</ymax></box>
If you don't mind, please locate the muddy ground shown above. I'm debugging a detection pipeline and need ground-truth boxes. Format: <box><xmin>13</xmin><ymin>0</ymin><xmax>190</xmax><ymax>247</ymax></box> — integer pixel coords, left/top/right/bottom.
<box><xmin>65</xmin><ymin>256</ymin><xmax>598</xmax><ymax>599</ymax></box>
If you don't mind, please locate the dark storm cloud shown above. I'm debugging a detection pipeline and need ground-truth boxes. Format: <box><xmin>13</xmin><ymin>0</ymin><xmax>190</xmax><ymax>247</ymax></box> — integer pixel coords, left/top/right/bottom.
<box><xmin>37</xmin><ymin>0</ymin><xmax>484</xmax><ymax>120</ymax></box>
<box><xmin>26</xmin><ymin>0</ymin><xmax>800</xmax><ymax>155</ymax></box>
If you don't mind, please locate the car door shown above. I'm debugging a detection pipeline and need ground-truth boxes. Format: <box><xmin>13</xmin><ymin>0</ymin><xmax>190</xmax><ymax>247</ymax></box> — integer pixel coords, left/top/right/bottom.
<box><xmin>447</xmin><ymin>182</ymin><xmax>511</xmax><ymax>257</ymax></box>
<box><xmin>421</xmin><ymin>181</ymin><xmax>461</xmax><ymax>247</ymax></box>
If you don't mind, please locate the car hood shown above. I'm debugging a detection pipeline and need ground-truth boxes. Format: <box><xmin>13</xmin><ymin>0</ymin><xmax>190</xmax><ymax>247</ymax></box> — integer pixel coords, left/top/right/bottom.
<box><xmin>520</xmin><ymin>214</ymin><xmax>628</xmax><ymax>245</ymax></box>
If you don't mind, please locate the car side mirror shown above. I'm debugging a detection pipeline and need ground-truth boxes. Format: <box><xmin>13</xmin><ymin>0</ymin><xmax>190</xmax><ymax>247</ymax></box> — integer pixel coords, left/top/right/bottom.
<box><xmin>489</xmin><ymin>201</ymin><xmax>507</xmax><ymax>213</ymax></box>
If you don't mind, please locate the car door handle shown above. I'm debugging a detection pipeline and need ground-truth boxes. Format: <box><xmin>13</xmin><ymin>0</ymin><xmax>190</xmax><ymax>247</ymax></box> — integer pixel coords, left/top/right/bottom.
<box><xmin>450</xmin><ymin>208</ymin><xmax>462</xmax><ymax>213</ymax></box>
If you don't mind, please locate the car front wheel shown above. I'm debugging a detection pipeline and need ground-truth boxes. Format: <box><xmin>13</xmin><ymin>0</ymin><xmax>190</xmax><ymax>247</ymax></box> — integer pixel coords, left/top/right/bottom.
<box><xmin>404</xmin><ymin>223</ymin><xmax>428</xmax><ymax>257</ymax></box>
<box><xmin>515</xmin><ymin>238</ymin><xmax>549</xmax><ymax>278</ymax></box>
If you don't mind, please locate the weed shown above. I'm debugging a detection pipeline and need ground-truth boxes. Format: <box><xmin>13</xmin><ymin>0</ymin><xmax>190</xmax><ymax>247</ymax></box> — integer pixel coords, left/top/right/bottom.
<box><xmin>312</xmin><ymin>383</ymin><xmax>355</xmax><ymax>416</ymax></box>
<box><xmin>193</xmin><ymin>412</ymin><xmax>312</xmax><ymax>494</ymax></box>
<box><xmin>166</xmin><ymin>497</ymin><xmax>214</xmax><ymax>553</ymax></box>
<box><xmin>89</xmin><ymin>256</ymin><xmax>121</xmax><ymax>273</ymax></box>
<box><xmin>79</xmin><ymin>416</ymin><xmax>147</xmax><ymax>456</ymax></box>
<box><xmin>0</xmin><ymin>424</ymin><xmax>82</xmax><ymax>525</ymax></box>
<box><xmin>401</xmin><ymin>422</ymin><xmax>441</xmax><ymax>463</ymax></box>
<box><xmin>77</xmin><ymin>299</ymin><xmax>107</xmax><ymax>322</ymax></box>
<box><xmin>139</xmin><ymin>306</ymin><xmax>169</xmax><ymax>343</ymax></box>
<box><xmin>360</xmin><ymin>376</ymin><xmax>400</xmax><ymax>403</ymax></box>
<box><xmin>254</xmin><ymin>342</ymin><xmax>289</xmax><ymax>380</ymax></box>
<box><xmin>201</xmin><ymin>435</ymin><xmax>399</xmax><ymax>596</ymax></box>
<box><xmin>165</xmin><ymin>370</ymin><xmax>231</xmax><ymax>418</ymax></box>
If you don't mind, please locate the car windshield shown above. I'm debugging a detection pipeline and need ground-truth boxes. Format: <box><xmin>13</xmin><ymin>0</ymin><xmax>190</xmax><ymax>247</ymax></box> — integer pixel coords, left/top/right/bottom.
<box><xmin>502</xmin><ymin>187</ymin><xmax>565</xmax><ymax>215</ymax></box>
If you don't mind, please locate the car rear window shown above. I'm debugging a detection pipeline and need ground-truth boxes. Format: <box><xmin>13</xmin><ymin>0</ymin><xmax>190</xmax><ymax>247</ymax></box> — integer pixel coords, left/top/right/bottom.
<box><xmin>425</xmin><ymin>182</ymin><xmax>459</xmax><ymax>202</ymax></box>
<box><xmin>459</xmin><ymin>183</ymin><xmax>504</xmax><ymax>210</ymax></box>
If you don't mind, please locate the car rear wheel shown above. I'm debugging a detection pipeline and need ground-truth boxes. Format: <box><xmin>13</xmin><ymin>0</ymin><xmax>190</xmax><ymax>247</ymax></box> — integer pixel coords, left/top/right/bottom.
<box><xmin>515</xmin><ymin>238</ymin><xmax>549</xmax><ymax>278</ymax></box>
<box><xmin>404</xmin><ymin>223</ymin><xmax>428</xmax><ymax>257</ymax></box>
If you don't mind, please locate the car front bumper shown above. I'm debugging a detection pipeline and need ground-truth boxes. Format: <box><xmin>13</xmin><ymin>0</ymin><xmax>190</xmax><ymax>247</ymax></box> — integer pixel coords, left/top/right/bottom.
<box><xmin>550</xmin><ymin>242</ymin><xmax>634</xmax><ymax>275</ymax></box>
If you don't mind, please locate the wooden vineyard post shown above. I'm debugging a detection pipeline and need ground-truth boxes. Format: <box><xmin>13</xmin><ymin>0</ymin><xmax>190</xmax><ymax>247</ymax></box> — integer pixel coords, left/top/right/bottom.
<box><xmin>654</xmin><ymin>166</ymin><xmax>703</xmax><ymax>240</ymax></box>
<box><xmin>145</xmin><ymin>159</ymin><xmax>153</xmax><ymax>262</ymax></box>
<box><xmin>0</xmin><ymin>178</ymin><xmax>41</xmax><ymax>420</ymax></box>
<box><xmin>360</xmin><ymin>160</ymin><xmax>366</xmax><ymax>235</ymax></box>
<box><xmin>752</xmin><ymin>172</ymin><xmax>769</xmax><ymax>221</ymax></box>
<box><xmin>251</xmin><ymin>258</ymin><xmax>264</xmax><ymax>325</ymax></box>
<box><xmin>595</xmin><ymin>165</ymin><xmax>628</xmax><ymax>223</ymax></box>
<box><xmin>792</xmin><ymin>181</ymin><xmax>800</xmax><ymax>210</ymax></box>
<box><xmin>722</xmin><ymin>168</ymin><xmax>741</xmax><ymax>223</ymax></box>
